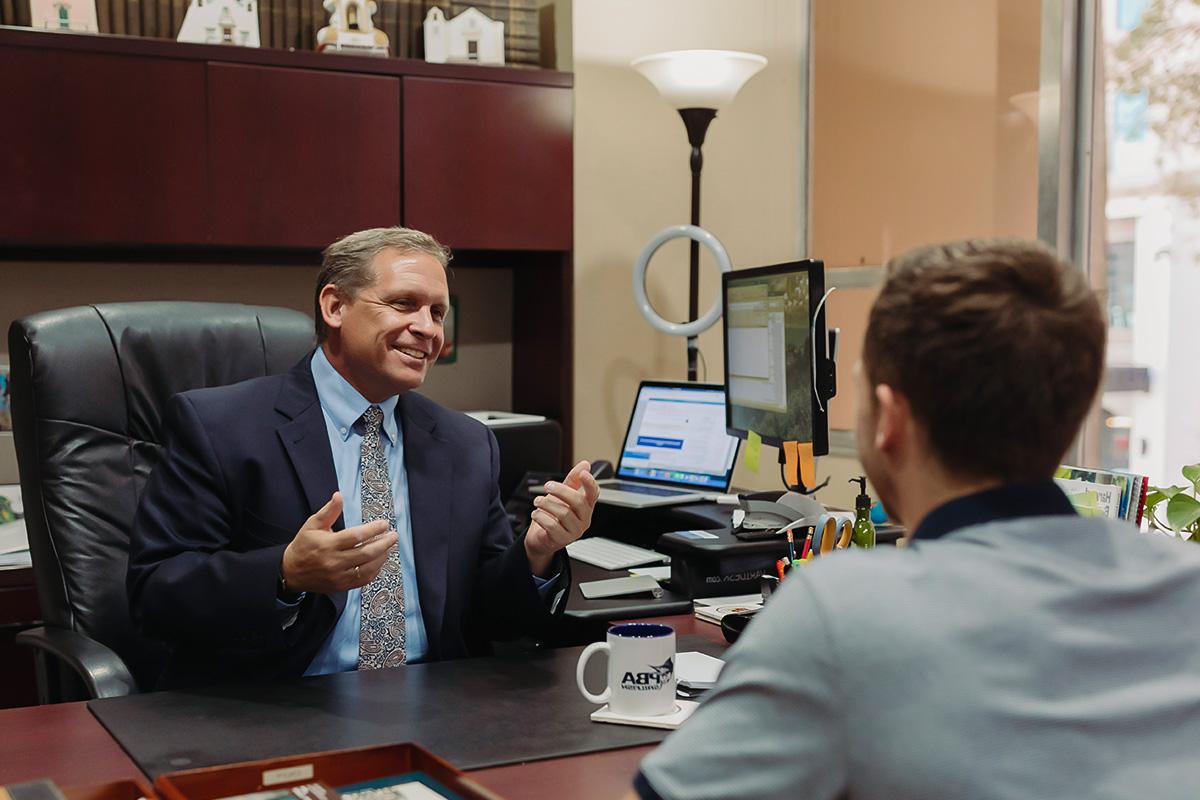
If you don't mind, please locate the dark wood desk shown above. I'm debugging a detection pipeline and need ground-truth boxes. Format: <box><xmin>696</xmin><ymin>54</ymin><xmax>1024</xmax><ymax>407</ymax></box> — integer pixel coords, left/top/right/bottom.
<box><xmin>0</xmin><ymin>615</ymin><xmax>725</xmax><ymax>800</ymax></box>
<box><xmin>0</xmin><ymin>565</ymin><xmax>40</xmax><ymax>708</ymax></box>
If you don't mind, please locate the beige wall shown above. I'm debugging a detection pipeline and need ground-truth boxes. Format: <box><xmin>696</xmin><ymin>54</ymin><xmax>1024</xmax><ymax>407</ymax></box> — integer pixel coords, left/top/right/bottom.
<box><xmin>572</xmin><ymin>0</ymin><xmax>1041</xmax><ymax>511</ymax></box>
<box><xmin>571</xmin><ymin>0</ymin><xmax>843</xmax><ymax>499</ymax></box>
<box><xmin>810</xmin><ymin>0</ymin><xmax>1039</xmax><ymax>508</ymax></box>
<box><xmin>0</xmin><ymin>260</ymin><xmax>514</xmax><ymax>410</ymax></box>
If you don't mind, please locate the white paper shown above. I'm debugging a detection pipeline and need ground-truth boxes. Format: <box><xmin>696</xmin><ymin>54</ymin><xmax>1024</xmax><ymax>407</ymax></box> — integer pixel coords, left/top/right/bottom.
<box><xmin>385</xmin><ymin>783</ymin><xmax>452</xmax><ymax>800</ymax></box>
<box><xmin>0</xmin><ymin>485</ymin><xmax>28</xmax><ymax>557</ymax></box>
<box><xmin>0</xmin><ymin>550</ymin><xmax>32</xmax><ymax>568</ymax></box>
<box><xmin>693</xmin><ymin>593</ymin><xmax>762</xmax><ymax>608</ymax></box>
<box><xmin>628</xmin><ymin>565</ymin><xmax>671</xmax><ymax>580</ymax></box>
<box><xmin>0</xmin><ymin>519</ymin><xmax>28</xmax><ymax>555</ymax></box>
<box><xmin>672</xmin><ymin>529</ymin><xmax>719</xmax><ymax>540</ymax></box>
<box><xmin>675</xmin><ymin>651</ymin><xmax>724</xmax><ymax>684</ymax></box>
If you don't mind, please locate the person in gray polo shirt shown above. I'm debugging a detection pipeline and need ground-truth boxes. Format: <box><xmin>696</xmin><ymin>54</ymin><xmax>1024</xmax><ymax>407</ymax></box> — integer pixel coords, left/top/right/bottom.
<box><xmin>630</xmin><ymin>239</ymin><xmax>1200</xmax><ymax>800</ymax></box>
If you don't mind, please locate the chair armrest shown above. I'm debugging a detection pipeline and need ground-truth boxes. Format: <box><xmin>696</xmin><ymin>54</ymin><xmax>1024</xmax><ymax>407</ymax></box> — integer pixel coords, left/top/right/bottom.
<box><xmin>16</xmin><ymin>626</ymin><xmax>138</xmax><ymax>699</ymax></box>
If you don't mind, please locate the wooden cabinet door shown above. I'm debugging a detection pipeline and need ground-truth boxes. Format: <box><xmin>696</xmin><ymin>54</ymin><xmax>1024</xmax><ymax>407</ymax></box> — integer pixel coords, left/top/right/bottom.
<box><xmin>0</xmin><ymin>49</ymin><xmax>208</xmax><ymax>246</ymax></box>
<box><xmin>403</xmin><ymin>77</ymin><xmax>572</xmax><ymax>251</ymax></box>
<box><xmin>207</xmin><ymin>63</ymin><xmax>401</xmax><ymax>248</ymax></box>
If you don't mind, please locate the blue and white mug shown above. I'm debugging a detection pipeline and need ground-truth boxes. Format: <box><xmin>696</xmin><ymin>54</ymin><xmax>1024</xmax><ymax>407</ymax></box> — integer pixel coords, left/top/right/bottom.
<box><xmin>576</xmin><ymin>622</ymin><xmax>676</xmax><ymax>717</ymax></box>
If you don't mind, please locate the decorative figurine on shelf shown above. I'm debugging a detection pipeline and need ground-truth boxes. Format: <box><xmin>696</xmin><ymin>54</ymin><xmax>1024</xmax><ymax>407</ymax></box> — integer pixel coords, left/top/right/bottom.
<box><xmin>316</xmin><ymin>0</ymin><xmax>389</xmax><ymax>57</ymax></box>
<box><xmin>29</xmin><ymin>0</ymin><xmax>97</xmax><ymax>32</ymax></box>
<box><xmin>423</xmin><ymin>6</ymin><xmax>504</xmax><ymax>66</ymax></box>
<box><xmin>177</xmin><ymin>0</ymin><xmax>261</xmax><ymax>47</ymax></box>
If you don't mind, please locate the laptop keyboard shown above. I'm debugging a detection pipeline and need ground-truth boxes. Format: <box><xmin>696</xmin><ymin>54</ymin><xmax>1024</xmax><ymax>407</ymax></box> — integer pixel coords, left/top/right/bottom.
<box><xmin>608</xmin><ymin>481</ymin><xmax>692</xmax><ymax>497</ymax></box>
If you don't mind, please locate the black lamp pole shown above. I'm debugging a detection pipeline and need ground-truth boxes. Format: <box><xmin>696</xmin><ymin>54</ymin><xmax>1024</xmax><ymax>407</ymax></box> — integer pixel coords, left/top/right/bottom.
<box><xmin>678</xmin><ymin>107</ymin><xmax>718</xmax><ymax>383</ymax></box>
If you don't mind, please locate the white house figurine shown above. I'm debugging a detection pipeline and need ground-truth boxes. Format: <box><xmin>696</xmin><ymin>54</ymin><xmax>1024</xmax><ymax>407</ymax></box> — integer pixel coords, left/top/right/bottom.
<box><xmin>177</xmin><ymin>0</ymin><xmax>260</xmax><ymax>46</ymax></box>
<box><xmin>423</xmin><ymin>6</ymin><xmax>504</xmax><ymax>66</ymax></box>
<box><xmin>29</xmin><ymin>0</ymin><xmax>98</xmax><ymax>32</ymax></box>
<box><xmin>317</xmin><ymin>0</ymin><xmax>389</xmax><ymax>57</ymax></box>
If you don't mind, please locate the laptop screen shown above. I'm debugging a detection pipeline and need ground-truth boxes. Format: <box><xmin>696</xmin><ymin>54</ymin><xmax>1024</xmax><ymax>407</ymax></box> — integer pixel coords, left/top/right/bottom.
<box><xmin>615</xmin><ymin>382</ymin><xmax>741</xmax><ymax>490</ymax></box>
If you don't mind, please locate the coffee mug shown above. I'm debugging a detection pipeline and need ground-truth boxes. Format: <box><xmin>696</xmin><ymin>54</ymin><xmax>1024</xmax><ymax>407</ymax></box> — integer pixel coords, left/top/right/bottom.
<box><xmin>576</xmin><ymin>622</ymin><xmax>676</xmax><ymax>717</ymax></box>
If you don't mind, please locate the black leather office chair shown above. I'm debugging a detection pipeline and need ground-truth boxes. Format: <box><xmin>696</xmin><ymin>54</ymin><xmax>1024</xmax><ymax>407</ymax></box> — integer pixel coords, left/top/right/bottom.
<box><xmin>8</xmin><ymin>302</ymin><xmax>315</xmax><ymax>702</ymax></box>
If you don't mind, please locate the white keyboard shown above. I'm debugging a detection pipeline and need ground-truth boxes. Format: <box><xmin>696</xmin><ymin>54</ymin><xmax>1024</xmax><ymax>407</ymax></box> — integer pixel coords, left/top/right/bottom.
<box><xmin>567</xmin><ymin>536</ymin><xmax>669</xmax><ymax>571</ymax></box>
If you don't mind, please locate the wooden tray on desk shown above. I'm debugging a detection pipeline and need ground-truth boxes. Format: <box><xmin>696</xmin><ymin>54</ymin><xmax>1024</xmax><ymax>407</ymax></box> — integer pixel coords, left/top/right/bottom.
<box><xmin>155</xmin><ymin>743</ymin><xmax>504</xmax><ymax>800</ymax></box>
<box><xmin>62</xmin><ymin>779</ymin><xmax>158</xmax><ymax>800</ymax></box>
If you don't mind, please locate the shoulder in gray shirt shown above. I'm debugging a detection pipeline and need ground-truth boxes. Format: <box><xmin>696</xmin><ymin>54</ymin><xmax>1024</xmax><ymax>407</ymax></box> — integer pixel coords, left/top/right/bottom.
<box><xmin>638</xmin><ymin>517</ymin><xmax>1200</xmax><ymax>800</ymax></box>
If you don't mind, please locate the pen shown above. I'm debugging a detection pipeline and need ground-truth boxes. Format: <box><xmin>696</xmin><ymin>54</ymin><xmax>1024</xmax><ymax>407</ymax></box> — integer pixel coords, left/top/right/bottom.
<box><xmin>786</xmin><ymin>529</ymin><xmax>797</xmax><ymax>563</ymax></box>
<box><xmin>800</xmin><ymin>530</ymin><xmax>813</xmax><ymax>560</ymax></box>
<box><xmin>776</xmin><ymin>558</ymin><xmax>786</xmax><ymax>581</ymax></box>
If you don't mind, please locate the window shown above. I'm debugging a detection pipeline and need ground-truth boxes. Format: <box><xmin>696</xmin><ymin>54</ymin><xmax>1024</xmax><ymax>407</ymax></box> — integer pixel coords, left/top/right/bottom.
<box><xmin>1090</xmin><ymin>0</ymin><xmax>1200</xmax><ymax>487</ymax></box>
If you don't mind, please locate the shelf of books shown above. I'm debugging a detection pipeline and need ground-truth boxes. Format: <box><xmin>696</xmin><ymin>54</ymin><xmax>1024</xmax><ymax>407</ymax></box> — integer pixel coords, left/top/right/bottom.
<box><xmin>1054</xmin><ymin>465</ymin><xmax>1149</xmax><ymax>526</ymax></box>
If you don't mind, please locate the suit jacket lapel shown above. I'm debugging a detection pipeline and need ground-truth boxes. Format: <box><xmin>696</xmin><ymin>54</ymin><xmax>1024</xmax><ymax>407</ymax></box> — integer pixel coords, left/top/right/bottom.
<box><xmin>274</xmin><ymin>355</ymin><xmax>347</xmax><ymax>617</ymax></box>
<box><xmin>399</xmin><ymin>393</ymin><xmax>451</xmax><ymax>654</ymax></box>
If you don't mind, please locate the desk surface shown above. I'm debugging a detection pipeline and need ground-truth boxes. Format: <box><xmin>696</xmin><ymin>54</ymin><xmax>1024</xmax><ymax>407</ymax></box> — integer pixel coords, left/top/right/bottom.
<box><xmin>0</xmin><ymin>614</ymin><xmax>726</xmax><ymax>800</ymax></box>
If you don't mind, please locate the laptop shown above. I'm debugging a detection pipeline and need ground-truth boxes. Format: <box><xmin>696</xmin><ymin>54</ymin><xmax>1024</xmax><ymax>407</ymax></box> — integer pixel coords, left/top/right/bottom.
<box><xmin>596</xmin><ymin>381</ymin><xmax>741</xmax><ymax>509</ymax></box>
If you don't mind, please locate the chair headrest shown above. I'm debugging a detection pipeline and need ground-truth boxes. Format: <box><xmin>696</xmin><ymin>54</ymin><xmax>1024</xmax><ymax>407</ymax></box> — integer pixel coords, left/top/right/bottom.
<box><xmin>14</xmin><ymin>301</ymin><xmax>314</xmax><ymax>444</ymax></box>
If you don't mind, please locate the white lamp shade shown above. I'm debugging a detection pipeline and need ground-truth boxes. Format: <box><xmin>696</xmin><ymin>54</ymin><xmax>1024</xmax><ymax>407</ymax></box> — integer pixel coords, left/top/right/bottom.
<box><xmin>631</xmin><ymin>49</ymin><xmax>767</xmax><ymax>110</ymax></box>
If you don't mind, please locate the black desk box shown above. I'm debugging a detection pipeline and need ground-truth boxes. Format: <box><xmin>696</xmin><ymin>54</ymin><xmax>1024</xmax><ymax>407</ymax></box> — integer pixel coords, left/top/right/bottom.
<box><xmin>657</xmin><ymin>527</ymin><xmax>810</xmax><ymax>598</ymax></box>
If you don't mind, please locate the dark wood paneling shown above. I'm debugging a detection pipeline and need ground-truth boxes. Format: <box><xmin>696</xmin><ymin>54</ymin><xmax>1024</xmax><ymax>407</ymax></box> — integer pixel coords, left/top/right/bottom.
<box><xmin>403</xmin><ymin>77</ymin><xmax>573</xmax><ymax>251</ymax></box>
<box><xmin>513</xmin><ymin>253</ymin><xmax>573</xmax><ymax>448</ymax></box>
<box><xmin>207</xmin><ymin>63</ymin><xmax>401</xmax><ymax>248</ymax></box>
<box><xmin>0</xmin><ymin>49</ymin><xmax>208</xmax><ymax>246</ymax></box>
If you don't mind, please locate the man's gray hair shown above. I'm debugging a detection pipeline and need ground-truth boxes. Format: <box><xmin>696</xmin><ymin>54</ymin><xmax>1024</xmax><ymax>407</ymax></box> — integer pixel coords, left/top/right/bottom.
<box><xmin>313</xmin><ymin>227</ymin><xmax>452</xmax><ymax>341</ymax></box>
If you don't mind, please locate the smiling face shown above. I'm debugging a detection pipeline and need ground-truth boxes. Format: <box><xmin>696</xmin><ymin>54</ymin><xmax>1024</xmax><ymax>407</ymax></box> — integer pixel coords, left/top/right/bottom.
<box><xmin>319</xmin><ymin>247</ymin><xmax>449</xmax><ymax>402</ymax></box>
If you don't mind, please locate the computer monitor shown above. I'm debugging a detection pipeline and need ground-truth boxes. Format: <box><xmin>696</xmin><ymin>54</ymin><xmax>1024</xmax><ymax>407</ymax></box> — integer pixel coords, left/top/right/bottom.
<box><xmin>721</xmin><ymin>259</ymin><xmax>834</xmax><ymax>455</ymax></box>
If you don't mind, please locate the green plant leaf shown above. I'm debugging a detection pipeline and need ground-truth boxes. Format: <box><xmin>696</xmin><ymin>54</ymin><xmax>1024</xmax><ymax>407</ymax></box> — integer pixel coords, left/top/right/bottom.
<box><xmin>1166</xmin><ymin>494</ymin><xmax>1200</xmax><ymax>534</ymax></box>
<box><xmin>1183</xmin><ymin>464</ymin><xmax>1200</xmax><ymax>492</ymax></box>
<box><xmin>1157</xmin><ymin>485</ymin><xmax>1187</xmax><ymax>500</ymax></box>
<box><xmin>1145</xmin><ymin>490</ymin><xmax>1167</xmax><ymax>512</ymax></box>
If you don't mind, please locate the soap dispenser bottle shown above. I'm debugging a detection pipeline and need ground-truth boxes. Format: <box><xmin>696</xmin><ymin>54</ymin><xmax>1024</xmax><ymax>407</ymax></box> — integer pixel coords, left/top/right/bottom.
<box><xmin>849</xmin><ymin>476</ymin><xmax>876</xmax><ymax>549</ymax></box>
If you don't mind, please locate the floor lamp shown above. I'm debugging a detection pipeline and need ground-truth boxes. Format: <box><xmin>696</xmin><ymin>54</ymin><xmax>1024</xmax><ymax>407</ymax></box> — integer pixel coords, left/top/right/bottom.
<box><xmin>631</xmin><ymin>49</ymin><xmax>767</xmax><ymax>381</ymax></box>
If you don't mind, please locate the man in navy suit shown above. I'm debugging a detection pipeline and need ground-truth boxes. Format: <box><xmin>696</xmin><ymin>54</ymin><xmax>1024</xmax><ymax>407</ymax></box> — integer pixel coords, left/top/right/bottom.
<box><xmin>128</xmin><ymin>227</ymin><xmax>598</xmax><ymax>688</ymax></box>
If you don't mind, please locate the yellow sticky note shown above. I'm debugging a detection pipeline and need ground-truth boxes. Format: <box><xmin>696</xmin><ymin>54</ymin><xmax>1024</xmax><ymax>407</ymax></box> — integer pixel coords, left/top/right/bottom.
<box><xmin>744</xmin><ymin>430</ymin><xmax>761</xmax><ymax>473</ymax></box>
<box><xmin>798</xmin><ymin>441</ymin><xmax>816</xmax><ymax>490</ymax></box>
<box><xmin>783</xmin><ymin>441</ymin><xmax>799</xmax><ymax>487</ymax></box>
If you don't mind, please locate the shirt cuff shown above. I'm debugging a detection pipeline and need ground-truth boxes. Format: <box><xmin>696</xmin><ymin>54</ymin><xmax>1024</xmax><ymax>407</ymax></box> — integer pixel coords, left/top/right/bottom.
<box><xmin>275</xmin><ymin>594</ymin><xmax>306</xmax><ymax>630</ymax></box>
<box><xmin>533</xmin><ymin>572</ymin><xmax>560</xmax><ymax>594</ymax></box>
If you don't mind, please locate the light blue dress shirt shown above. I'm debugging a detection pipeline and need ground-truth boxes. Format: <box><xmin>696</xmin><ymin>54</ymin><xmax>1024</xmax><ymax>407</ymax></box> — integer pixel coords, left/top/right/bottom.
<box><xmin>303</xmin><ymin>348</ymin><xmax>429</xmax><ymax>673</ymax></box>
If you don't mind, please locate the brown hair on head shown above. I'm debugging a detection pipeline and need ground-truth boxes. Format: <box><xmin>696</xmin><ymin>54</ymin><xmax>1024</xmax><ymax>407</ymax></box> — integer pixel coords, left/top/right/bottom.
<box><xmin>861</xmin><ymin>239</ymin><xmax>1106</xmax><ymax>482</ymax></box>
<box><xmin>314</xmin><ymin>227</ymin><xmax>453</xmax><ymax>342</ymax></box>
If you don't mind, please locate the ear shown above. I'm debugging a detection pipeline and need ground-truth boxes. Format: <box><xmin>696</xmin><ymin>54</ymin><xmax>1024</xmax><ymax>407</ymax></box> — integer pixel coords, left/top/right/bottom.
<box><xmin>873</xmin><ymin>383</ymin><xmax>910</xmax><ymax>456</ymax></box>
<box><xmin>319</xmin><ymin>284</ymin><xmax>348</xmax><ymax>334</ymax></box>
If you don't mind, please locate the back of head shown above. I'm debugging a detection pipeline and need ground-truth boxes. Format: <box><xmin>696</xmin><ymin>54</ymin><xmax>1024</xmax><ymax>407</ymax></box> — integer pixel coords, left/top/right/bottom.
<box><xmin>862</xmin><ymin>239</ymin><xmax>1105</xmax><ymax>482</ymax></box>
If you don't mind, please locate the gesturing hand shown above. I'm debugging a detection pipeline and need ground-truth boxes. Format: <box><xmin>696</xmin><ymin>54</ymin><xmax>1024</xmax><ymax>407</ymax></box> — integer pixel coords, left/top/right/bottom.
<box><xmin>281</xmin><ymin>491</ymin><xmax>399</xmax><ymax>594</ymax></box>
<box><xmin>524</xmin><ymin>460</ymin><xmax>600</xmax><ymax>577</ymax></box>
